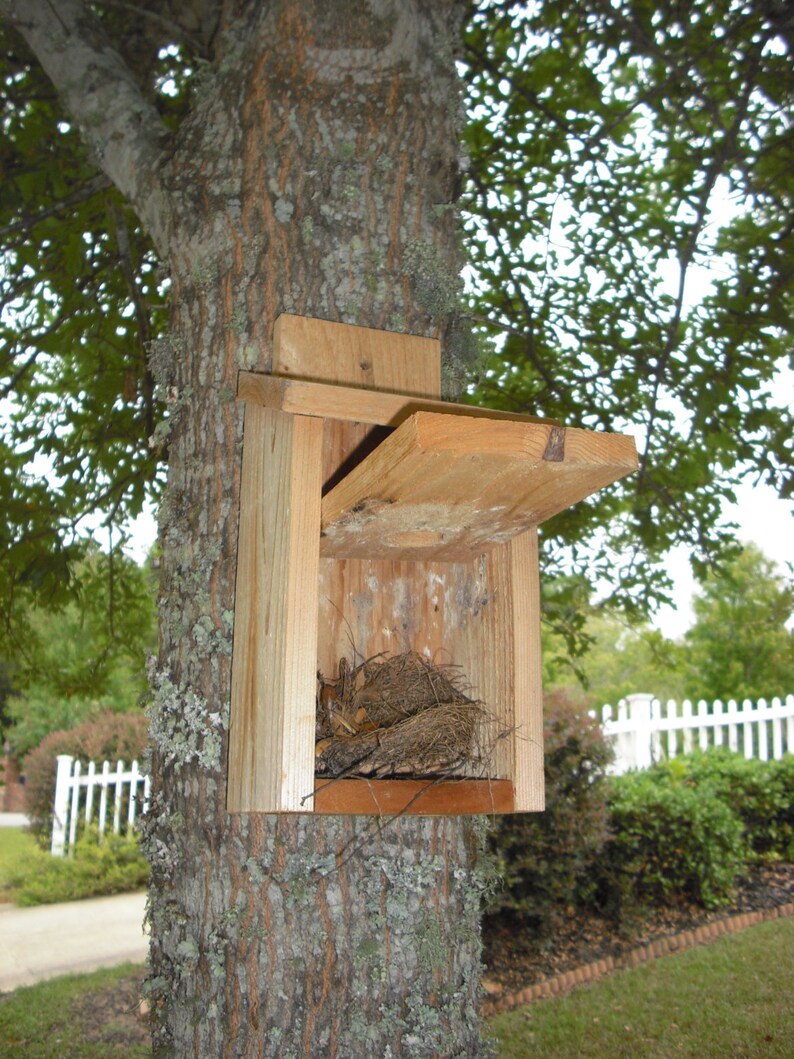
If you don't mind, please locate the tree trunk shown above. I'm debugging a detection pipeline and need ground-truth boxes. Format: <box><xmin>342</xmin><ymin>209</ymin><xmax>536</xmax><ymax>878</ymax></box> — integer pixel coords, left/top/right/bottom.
<box><xmin>2</xmin><ymin>0</ymin><xmax>489</xmax><ymax>1051</ymax></box>
<box><xmin>139</xmin><ymin>3</ymin><xmax>489</xmax><ymax>1055</ymax></box>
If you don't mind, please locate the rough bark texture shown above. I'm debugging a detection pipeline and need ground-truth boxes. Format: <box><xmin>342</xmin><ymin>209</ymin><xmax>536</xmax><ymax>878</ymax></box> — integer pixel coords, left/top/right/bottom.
<box><xmin>5</xmin><ymin>0</ymin><xmax>491</xmax><ymax>1054</ymax></box>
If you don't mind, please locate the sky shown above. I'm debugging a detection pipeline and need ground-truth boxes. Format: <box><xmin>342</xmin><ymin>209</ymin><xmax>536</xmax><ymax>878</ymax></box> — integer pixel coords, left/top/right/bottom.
<box><xmin>652</xmin><ymin>479</ymin><xmax>793</xmax><ymax>639</ymax></box>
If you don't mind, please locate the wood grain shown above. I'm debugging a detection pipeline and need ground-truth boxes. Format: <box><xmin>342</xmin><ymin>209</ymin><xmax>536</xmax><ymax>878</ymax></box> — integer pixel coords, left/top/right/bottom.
<box><xmin>273</xmin><ymin>313</ymin><xmax>441</xmax><ymax>395</ymax></box>
<box><xmin>228</xmin><ymin>313</ymin><xmax>569</xmax><ymax>813</ymax></box>
<box><xmin>237</xmin><ymin>371</ymin><xmax>551</xmax><ymax>428</ymax></box>
<box><xmin>227</xmin><ymin>406</ymin><xmax>323</xmax><ymax>812</ymax></box>
<box><xmin>272</xmin><ymin>315</ymin><xmax>547</xmax><ymax>813</ymax></box>
<box><xmin>509</xmin><ymin>529</ymin><xmax>545</xmax><ymax>811</ymax></box>
<box><xmin>312</xmin><ymin>778</ymin><xmax>514</xmax><ymax>815</ymax></box>
<box><xmin>320</xmin><ymin>412</ymin><xmax>638</xmax><ymax>560</ymax></box>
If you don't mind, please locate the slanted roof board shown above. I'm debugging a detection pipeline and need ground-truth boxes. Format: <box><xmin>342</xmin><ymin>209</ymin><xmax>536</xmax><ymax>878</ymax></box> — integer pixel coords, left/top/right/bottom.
<box><xmin>320</xmin><ymin>411</ymin><xmax>638</xmax><ymax>560</ymax></box>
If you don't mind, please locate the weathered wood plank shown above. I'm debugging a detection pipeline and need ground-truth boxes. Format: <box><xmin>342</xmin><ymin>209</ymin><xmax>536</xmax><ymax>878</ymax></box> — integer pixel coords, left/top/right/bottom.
<box><xmin>274</xmin><ymin>313</ymin><xmax>441</xmax><ymax>395</ymax></box>
<box><xmin>509</xmin><ymin>529</ymin><xmax>545</xmax><ymax>811</ymax></box>
<box><xmin>229</xmin><ymin>313</ymin><xmax>555</xmax><ymax>814</ymax></box>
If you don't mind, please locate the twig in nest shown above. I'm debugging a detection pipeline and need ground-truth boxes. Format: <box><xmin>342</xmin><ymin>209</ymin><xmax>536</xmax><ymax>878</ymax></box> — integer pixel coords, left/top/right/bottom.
<box><xmin>315</xmin><ymin>651</ymin><xmax>500</xmax><ymax>781</ymax></box>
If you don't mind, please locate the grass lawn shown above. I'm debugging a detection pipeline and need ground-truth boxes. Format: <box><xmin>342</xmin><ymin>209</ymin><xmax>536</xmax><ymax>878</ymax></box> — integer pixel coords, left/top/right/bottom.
<box><xmin>0</xmin><ymin>828</ymin><xmax>38</xmax><ymax>901</ymax></box>
<box><xmin>0</xmin><ymin>917</ymin><xmax>791</xmax><ymax>1056</ymax></box>
<box><xmin>0</xmin><ymin>963</ymin><xmax>149</xmax><ymax>1059</ymax></box>
<box><xmin>489</xmin><ymin>916</ymin><xmax>794</xmax><ymax>1058</ymax></box>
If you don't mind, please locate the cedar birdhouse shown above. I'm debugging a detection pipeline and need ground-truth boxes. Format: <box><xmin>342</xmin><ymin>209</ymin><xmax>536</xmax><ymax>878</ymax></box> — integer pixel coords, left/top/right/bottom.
<box><xmin>227</xmin><ymin>315</ymin><xmax>637</xmax><ymax>814</ymax></box>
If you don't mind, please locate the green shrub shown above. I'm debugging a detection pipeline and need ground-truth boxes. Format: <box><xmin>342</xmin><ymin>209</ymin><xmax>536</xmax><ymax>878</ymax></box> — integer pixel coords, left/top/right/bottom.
<box><xmin>768</xmin><ymin>755</ymin><xmax>794</xmax><ymax>859</ymax></box>
<box><xmin>488</xmin><ymin>690</ymin><xmax>613</xmax><ymax>931</ymax></box>
<box><xmin>23</xmin><ymin>709</ymin><xmax>148</xmax><ymax>843</ymax></box>
<box><xmin>599</xmin><ymin>767</ymin><xmax>746</xmax><ymax>914</ymax></box>
<box><xmin>652</xmin><ymin>750</ymin><xmax>794</xmax><ymax>862</ymax></box>
<box><xmin>3</xmin><ymin>826</ymin><xmax>149</xmax><ymax>906</ymax></box>
<box><xmin>0</xmin><ymin>828</ymin><xmax>38</xmax><ymax>893</ymax></box>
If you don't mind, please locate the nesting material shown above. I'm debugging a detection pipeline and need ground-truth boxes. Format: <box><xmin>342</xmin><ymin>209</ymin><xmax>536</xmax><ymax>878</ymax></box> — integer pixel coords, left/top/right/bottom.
<box><xmin>315</xmin><ymin>652</ymin><xmax>498</xmax><ymax>780</ymax></box>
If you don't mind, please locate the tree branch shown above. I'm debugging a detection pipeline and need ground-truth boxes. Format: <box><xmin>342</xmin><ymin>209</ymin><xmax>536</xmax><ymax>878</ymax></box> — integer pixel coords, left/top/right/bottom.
<box><xmin>636</xmin><ymin>30</ymin><xmax>772</xmax><ymax>490</ymax></box>
<box><xmin>0</xmin><ymin>0</ymin><xmax>173</xmax><ymax>255</ymax></box>
<box><xmin>92</xmin><ymin>0</ymin><xmax>207</xmax><ymax>57</ymax></box>
<box><xmin>0</xmin><ymin>174</ymin><xmax>111</xmax><ymax>239</ymax></box>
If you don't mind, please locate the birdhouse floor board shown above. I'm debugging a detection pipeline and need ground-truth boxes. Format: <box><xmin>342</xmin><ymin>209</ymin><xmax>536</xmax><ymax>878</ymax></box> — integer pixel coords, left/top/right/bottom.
<box><xmin>311</xmin><ymin>777</ymin><xmax>515</xmax><ymax>815</ymax></box>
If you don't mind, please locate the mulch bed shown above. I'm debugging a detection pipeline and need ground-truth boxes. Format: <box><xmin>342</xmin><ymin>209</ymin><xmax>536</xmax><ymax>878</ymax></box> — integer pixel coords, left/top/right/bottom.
<box><xmin>482</xmin><ymin>861</ymin><xmax>794</xmax><ymax>1010</ymax></box>
<box><xmin>70</xmin><ymin>970</ymin><xmax>150</xmax><ymax>1050</ymax></box>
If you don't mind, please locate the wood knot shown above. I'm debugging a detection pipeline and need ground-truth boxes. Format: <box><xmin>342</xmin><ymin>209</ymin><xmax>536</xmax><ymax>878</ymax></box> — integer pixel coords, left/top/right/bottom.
<box><xmin>543</xmin><ymin>426</ymin><xmax>565</xmax><ymax>462</ymax></box>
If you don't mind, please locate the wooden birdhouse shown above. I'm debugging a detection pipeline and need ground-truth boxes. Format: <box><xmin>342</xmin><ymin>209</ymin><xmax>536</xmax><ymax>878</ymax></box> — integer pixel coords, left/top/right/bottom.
<box><xmin>227</xmin><ymin>314</ymin><xmax>638</xmax><ymax>814</ymax></box>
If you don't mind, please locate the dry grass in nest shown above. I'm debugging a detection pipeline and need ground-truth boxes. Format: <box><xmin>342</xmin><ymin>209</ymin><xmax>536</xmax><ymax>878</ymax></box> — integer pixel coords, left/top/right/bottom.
<box><xmin>315</xmin><ymin>652</ymin><xmax>501</xmax><ymax>780</ymax></box>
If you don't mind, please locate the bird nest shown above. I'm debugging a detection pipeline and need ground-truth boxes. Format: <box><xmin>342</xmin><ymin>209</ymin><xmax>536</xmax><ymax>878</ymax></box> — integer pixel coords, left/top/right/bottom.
<box><xmin>315</xmin><ymin>652</ymin><xmax>499</xmax><ymax>781</ymax></box>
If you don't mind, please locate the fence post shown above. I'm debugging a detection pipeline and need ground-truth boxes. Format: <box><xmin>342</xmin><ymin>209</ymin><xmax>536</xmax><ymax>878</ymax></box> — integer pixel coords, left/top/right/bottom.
<box><xmin>85</xmin><ymin>759</ymin><xmax>96</xmax><ymax>826</ymax></box>
<box><xmin>612</xmin><ymin>693</ymin><xmax>655</xmax><ymax>771</ymax></box>
<box><xmin>51</xmin><ymin>754</ymin><xmax>74</xmax><ymax>857</ymax></box>
<box><xmin>112</xmin><ymin>760</ymin><xmax>125</xmax><ymax>835</ymax></box>
<box><xmin>128</xmin><ymin>759</ymin><xmax>140</xmax><ymax>829</ymax></box>
<box><xmin>727</xmin><ymin>699</ymin><xmax>739</xmax><ymax>753</ymax></box>
<box><xmin>98</xmin><ymin>760</ymin><xmax>110</xmax><ymax>836</ymax></box>
<box><xmin>771</xmin><ymin>697</ymin><xmax>784</xmax><ymax>760</ymax></box>
<box><xmin>757</xmin><ymin>698</ymin><xmax>769</xmax><ymax>761</ymax></box>
<box><xmin>743</xmin><ymin>700</ymin><xmax>754</xmax><ymax>759</ymax></box>
<box><xmin>68</xmin><ymin>759</ymin><xmax>82</xmax><ymax>853</ymax></box>
<box><xmin>667</xmin><ymin>699</ymin><xmax>678</xmax><ymax>759</ymax></box>
<box><xmin>650</xmin><ymin>697</ymin><xmax>663</xmax><ymax>762</ymax></box>
<box><xmin>626</xmin><ymin>694</ymin><xmax>656</xmax><ymax>770</ymax></box>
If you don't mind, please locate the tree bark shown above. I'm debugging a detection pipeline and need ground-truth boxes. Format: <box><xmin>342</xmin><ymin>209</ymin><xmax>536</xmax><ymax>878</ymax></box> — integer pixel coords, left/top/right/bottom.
<box><xmin>5</xmin><ymin>1</ymin><xmax>491</xmax><ymax>1054</ymax></box>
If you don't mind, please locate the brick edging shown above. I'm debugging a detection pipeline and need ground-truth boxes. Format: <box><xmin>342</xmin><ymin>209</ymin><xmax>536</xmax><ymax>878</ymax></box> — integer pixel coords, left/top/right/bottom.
<box><xmin>484</xmin><ymin>900</ymin><xmax>794</xmax><ymax>1016</ymax></box>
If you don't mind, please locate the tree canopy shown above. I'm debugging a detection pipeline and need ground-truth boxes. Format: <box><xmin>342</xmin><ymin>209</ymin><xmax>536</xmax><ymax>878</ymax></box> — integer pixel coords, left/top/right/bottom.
<box><xmin>461</xmin><ymin>0</ymin><xmax>794</xmax><ymax>613</ymax></box>
<box><xmin>541</xmin><ymin>543</ymin><xmax>794</xmax><ymax>707</ymax></box>
<box><xmin>683</xmin><ymin>541</ymin><xmax>794</xmax><ymax>700</ymax></box>
<box><xmin>543</xmin><ymin>603</ymin><xmax>688</xmax><ymax>707</ymax></box>
<box><xmin>2</xmin><ymin>545</ymin><xmax>157</xmax><ymax>758</ymax></box>
<box><xmin>2</xmin><ymin>0</ymin><xmax>792</xmax><ymax>630</ymax></box>
<box><xmin>1</xmin><ymin>12</ymin><xmax>172</xmax><ymax>620</ymax></box>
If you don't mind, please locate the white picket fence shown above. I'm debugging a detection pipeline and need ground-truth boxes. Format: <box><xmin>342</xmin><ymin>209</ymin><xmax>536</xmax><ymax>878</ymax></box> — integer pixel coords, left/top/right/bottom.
<box><xmin>598</xmin><ymin>693</ymin><xmax>794</xmax><ymax>774</ymax></box>
<box><xmin>51</xmin><ymin>754</ymin><xmax>151</xmax><ymax>856</ymax></box>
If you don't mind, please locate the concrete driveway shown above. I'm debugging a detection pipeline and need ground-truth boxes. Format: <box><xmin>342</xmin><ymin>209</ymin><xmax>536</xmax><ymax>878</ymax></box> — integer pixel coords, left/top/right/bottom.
<box><xmin>0</xmin><ymin>891</ymin><xmax>148</xmax><ymax>992</ymax></box>
<box><xmin>0</xmin><ymin>814</ymin><xmax>28</xmax><ymax>828</ymax></box>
